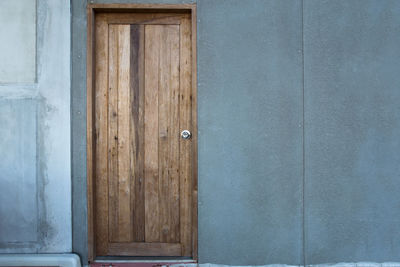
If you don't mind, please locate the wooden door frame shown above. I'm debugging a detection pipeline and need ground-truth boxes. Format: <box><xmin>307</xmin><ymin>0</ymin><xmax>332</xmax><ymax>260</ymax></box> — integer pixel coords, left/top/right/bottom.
<box><xmin>86</xmin><ymin>3</ymin><xmax>197</xmax><ymax>262</ymax></box>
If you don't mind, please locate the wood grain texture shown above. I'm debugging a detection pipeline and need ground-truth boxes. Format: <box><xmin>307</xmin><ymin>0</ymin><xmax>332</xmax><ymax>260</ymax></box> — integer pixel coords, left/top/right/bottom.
<box><xmin>158</xmin><ymin>26</ymin><xmax>170</xmax><ymax>244</ymax></box>
<box><xmin>144</xmin><ymin>25</ymin><xmax>161</xmax><ymax>243</ymax></box>
<box><xmin>108</xmin><ymin>242</ymin><xmax>182</xmax><ymax>256</ymax></box>
<box><xmin>100</xmin><ymin>13</ymin><xmax>183</xmax><ymax>25</ymax></box>
<box><xmin>86</xmin><ymin>6</ymin><xmax>95</xmax><ymax>262</ymax></box>
<box><xmin>108</xmin><ymin>24</ymin><xmax>119</xmax><ymax>242</ymax></box>
<box><xmin>179</xmin><ymin>16</ymin><xmax>192</xmax><ymax>257</ymax></box>
<box><xmin>108</xmin><ymin>25</ymin><xmax>133</xmax><ymax>243</ymax></box>
<box><xmin>89</xmin><ymin>3</ymin><xmax>195</xmax><ymax>11</ymax></box>
<box><xmin>130</xmin><ymin>24</ymin><xmax>145</xmax><ymax>242</ymax></box>
<box><xmin>168</xmin><ymin>25</ymin><xmax>181</xmax><ymax>244</ymax></box>
<box><xmin>116</xmin><ymin>25</ymin><xmax>132</xmax><ymax>242</ymax></box>
<box><xmin>158</xmin><ymin>25</ymin><xmax>180</xmax><ymax>243</ymax></box>
<box><xmin>94</xmin><ymin>15</ymin><xmax>109</xmax><ymax>256</ymax></box>
<box><xmin>89</xmin><ymin>7</ymin><xmax>197</xmax><ymax>258</ymax></box>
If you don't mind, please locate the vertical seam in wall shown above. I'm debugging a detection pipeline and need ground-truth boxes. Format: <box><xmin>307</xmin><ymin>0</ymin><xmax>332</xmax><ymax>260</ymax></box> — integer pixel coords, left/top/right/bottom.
<box><xmin>35</xmin><ymin>0</ymin><xmax>38</xmax><ymax>84</ymax></box>
<box><xmin>301</xmin><ymin>0</ymin><xmax>306</xmax><ymax>266</ymax></box>
<box><xmin>70</xmin><ymin>0</ymin><xmax>74</xmax><ymax>253</ymax></box>
<box><xmin>34</xmin><ymin>0</ymin><xmax>40</xmax><ymax>249</ymax></box>
<box><xmin>35</xmin><ymin>98</ymin><xmax>40</xmax><ymax>251</ymax></box>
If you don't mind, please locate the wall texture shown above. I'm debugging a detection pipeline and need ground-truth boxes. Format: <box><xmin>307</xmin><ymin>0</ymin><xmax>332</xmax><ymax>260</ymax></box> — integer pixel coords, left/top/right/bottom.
<box><xmin>304</xmin><ymin>0</ymin><xmax>400</xmax><ymax>264</ymax></box>
<box><xmin>10</xmin><ymin>0</ymin><xmax>400</xmax><ymax>265</ymax></box>
<box><xmin>197</xmin><ymin>0</ymin><xmax>303</xmax><ymax>265</ymax></box>
<box><xmin>73</xmin><ymin>0</ymin><xmax>400</xmax><ymax>265</ymax></box>
<box><xmin>72</xmin><ymin>0</ymin><xmax>303</xmax><ymax>265</ymax></box>
<box><xmin>72</xmin><ymin>0</ymin><xmax>303</xmax><ymax>264</ymax></box>
<box><xmin>0</xmin><ymin>0</ymin><xmax>36</xmax><ymax>83</ymax></box>
<box><xmin>0</xmin><ymin>0</ymin><xmax>71</xmax><ymax>253</ymax></box>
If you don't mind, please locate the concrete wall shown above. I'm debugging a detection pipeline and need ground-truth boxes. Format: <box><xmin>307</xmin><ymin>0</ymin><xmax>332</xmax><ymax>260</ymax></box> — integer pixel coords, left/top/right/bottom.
<box><xmin>0</xmin><ymin>0</ymin><xmax>71</xmax><ymax>253</ymax></box>
<box><xmin>76</xmin><ymin>0</ymin><xmax>400</xmax><ymax>265</ymax></box>
<box><xmin>0</xmin><ymin>0</ymin><xmax>36</xmax><ymax>83</ymax></box>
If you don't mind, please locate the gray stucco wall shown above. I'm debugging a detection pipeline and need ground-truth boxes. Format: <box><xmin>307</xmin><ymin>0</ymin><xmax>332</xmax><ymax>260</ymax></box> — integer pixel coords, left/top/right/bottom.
<box><xmin>69</xmin><ymin>0</ymin><xmax>400</xmax><ymax>265</ymax></box>
<box><xmin>304</xmin><ymin>0</ymin><xmax>400</xmax><ymax>264</ymax></box>
<box><xmin>197</xmin><ymin>0</ymin><xmax>303</xmax><ymax>265</ymax></box>
<box><xmin>71</xmin><ymin>0</ymin><xmax>88</xmax><ymax>260</ymax></box>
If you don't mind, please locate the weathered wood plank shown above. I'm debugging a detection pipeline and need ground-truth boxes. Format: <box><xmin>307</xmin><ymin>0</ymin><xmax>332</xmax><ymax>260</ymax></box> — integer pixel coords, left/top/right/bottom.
<box><xmin>157</xmin><ymin>25</ymin><xmax>181</xmax><ymax>243</ymax></box>
<box><xmin>167</xmin><ymin>25</ymin><xmax>181</xmax><ymax>243</ymax></box>
<box><xmin>158</xmin><ymin>26</ymin><xmax>170</xmax><ymax>243</ymax></box>
<box><xmin>99</xmin><ymin>12</ymin><xmax>185</xmax><ymax>25</ymax></box>
<box><xmin>108</xmin><ymin>24</ymin><xmax>119</xmax><ymax>242</ymax></box>
<box><xmin>130</xmin><ymin>24</ymin><xmax>145</xmax><ymax>242</ymax></box>
<box><xmin>116</xmin><ymin>25</ymin><xmax>132</xmax><ymax>242</ymax></box>
<box><xmin>179</xmin><ymin>17</ymin><xmax>192</xmax><ymax>256</ymax></box>
<box><xmin>88</xmin><ymin>3</ymin><xmax>195</xmax><ymax>11</ymax></box>
<box><xmin>94</xmin><ymin>16</ymin><xmax>109</xmax><ymax>255</ymax></box>
<box><xmin>107</xmin><ymin>242</ymin><xmax>182</xmax><ymax>256</ymax></box>
<box><xmin>144</xmin><ymin>25</ymin><xmax>161</xmax><ymax>242</ymax></box>
<box><xmin>86</xmin><ymin>6</ymin><xmax>95</xmax><ymax>261</ymax></box>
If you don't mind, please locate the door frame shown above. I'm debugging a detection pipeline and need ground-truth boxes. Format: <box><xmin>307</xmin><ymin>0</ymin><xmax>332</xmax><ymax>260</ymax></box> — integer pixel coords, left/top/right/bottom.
<box><xmin>86</xmin><ymin>3</ymin><xmax>197</xmax><ymax>262</ymax></box>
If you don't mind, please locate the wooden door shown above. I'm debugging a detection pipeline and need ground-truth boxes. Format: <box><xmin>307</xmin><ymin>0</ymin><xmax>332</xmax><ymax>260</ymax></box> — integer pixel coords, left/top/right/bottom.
<box><xmin>89</xmin><ymin>10</ymin><xmax>197</xmax><ymax>258</ymax></box>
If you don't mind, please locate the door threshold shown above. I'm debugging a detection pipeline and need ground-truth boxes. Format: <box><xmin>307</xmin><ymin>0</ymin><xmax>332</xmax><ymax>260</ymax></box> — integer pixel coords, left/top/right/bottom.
<box><xmin>94</xmin><ymin>260</ymin><xmax>196</xmax><ymax>263</ymax></box>
<box><xmin>91</xmin><ymin>258</ymin><xmax>197</xmax><ymax>267</ymax></box>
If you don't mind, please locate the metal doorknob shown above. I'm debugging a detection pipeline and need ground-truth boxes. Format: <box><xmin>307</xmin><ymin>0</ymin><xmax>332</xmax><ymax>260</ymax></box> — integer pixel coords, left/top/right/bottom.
<box><xmin>181</xmin><ymin>130</ymin><xmax>191</xmax><ymax>139</ymax></box>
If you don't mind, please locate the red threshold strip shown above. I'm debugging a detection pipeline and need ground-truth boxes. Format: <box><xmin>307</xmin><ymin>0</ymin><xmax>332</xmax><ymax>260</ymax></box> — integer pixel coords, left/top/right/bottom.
<box><xmin>91</xmin><ymin>262</ymin><xmax>196</xmax><ymax>267</ymax></box>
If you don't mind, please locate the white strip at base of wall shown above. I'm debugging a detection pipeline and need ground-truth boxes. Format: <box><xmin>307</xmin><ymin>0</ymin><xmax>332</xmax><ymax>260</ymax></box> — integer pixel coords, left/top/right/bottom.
<box><xmin>0</xmin><ymin>254</ymin><xmax>81</xmax><ymax>267</ymax></box>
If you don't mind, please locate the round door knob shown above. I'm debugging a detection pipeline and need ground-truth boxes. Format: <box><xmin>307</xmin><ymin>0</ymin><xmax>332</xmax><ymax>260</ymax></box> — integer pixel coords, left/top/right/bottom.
<box><xmin>181</xmin><ymin>130</ymin><xmax>191</xmax><ymax>139</ymax></box>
